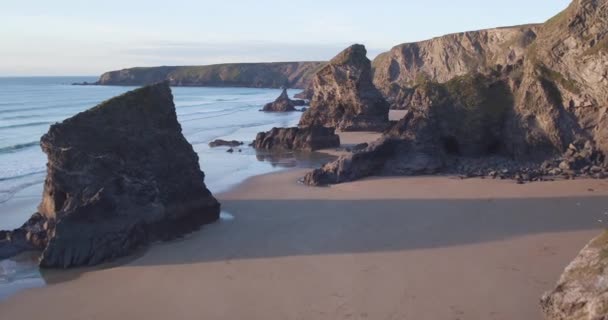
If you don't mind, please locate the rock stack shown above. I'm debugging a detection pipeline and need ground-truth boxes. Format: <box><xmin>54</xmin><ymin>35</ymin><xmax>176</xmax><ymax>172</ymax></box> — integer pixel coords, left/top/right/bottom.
<box><xmin>261</xmin><ymin>88</ymin><xmax>306</xmax><ymax>112</ymax></box>
<box><xmin>0</xmin><ymin>82</ymin><xmax>220</xmax><ymax>268</ymax></box>
<box><xmin>299</xmin><ymin>44</ymin><xmax>390</xmax><ymax>131</ymax></box>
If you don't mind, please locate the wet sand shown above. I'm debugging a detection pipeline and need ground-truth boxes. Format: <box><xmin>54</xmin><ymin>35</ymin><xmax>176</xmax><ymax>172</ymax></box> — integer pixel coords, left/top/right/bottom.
<box><xmin>0</xmin><ymin>168</ymin><xmax>607</xmax><ymax>319</ymax></box>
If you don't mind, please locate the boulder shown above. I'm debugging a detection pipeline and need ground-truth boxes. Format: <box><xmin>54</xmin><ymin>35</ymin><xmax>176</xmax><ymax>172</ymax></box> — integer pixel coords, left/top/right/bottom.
<box><xmin>541</xmin><ymin>231</ymin><xmax>608</xmax><ymax>320</ymax></box>
<box><xmin>299</xmin><ymin>44</ymin><xmax>390</xmax><ymax>131</ymax></box>
<box><xmin>253</xmin><ymin>125</ymin><xmax>340</xmax><ymax>152</ymax></box>
<box><xmin>260</xmin><ymin>88</ymin><xmax>306</xmax><ymax>112</ymax></box>
<box><xmin>209</xmin><ymin>139</ymin><xmax>243</xmax><ymax>148</ymax></box>
<box><xmin>0</xmin><ymin>82</ymin><xmax>220</xmax><ymax>268</ymax></box>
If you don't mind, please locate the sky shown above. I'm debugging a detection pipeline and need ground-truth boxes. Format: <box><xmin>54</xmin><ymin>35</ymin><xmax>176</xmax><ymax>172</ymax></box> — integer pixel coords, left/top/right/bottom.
<box><xmin>1</xmin><ymin>0</ymin><xmax>572</xmax><ymax>76</ymax></box>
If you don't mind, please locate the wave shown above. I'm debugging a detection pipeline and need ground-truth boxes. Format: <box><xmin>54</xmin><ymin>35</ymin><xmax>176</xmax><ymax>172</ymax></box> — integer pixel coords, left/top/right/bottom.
<box><xmin>0</xmin><ymin>142</ymin><xmax>39</xmax><ymax>154</ymax></box>
<box><xmin>0</xmin><ymin>115</ymin><xmax>40</xmax><ymax>121</ymax></box>
<box><xmin>0</xmin><ymin>170</ymin><xmax>46</xmax><ymax>182</ymax></box>
<box><xmin>0</xmin><ymin>121</ymin><xmax>51</xmax><ymax>130</ymax></box>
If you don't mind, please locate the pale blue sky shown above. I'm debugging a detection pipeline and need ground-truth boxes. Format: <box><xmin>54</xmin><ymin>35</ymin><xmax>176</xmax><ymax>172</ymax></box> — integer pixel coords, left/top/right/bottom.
<box><xmin>1</xmin><ymin>0</ymin><xmax>571</xmax><ymax>76</ymax></box>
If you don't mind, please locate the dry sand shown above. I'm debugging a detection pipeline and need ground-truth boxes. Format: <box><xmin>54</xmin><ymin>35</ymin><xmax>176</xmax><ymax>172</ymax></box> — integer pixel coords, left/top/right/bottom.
<box><xmin>0</xmin><ymin>168</ymin><xmax>607</xmax><ymax>320</ymax></box>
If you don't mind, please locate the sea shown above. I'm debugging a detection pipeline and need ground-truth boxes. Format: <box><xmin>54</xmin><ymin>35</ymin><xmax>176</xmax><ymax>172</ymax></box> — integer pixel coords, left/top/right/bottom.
<box><xmin>0</xmin><ymin>76</ymin><xmax>328</xmax><ymax>299</ymax></box>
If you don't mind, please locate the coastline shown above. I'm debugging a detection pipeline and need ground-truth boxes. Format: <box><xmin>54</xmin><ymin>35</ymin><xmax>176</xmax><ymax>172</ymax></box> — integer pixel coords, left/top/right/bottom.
<box><xmin>1</xmin><ymin>109</ymin><xmax>608</xmax><ymax>318</ymax></box>
<box><xmin>1</xmin><ymin>166</ymin><xmax>607</xmax><ymax>318</ymax></box>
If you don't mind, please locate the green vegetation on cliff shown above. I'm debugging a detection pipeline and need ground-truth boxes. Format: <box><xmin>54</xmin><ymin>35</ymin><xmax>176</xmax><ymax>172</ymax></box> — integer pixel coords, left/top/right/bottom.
<box><xmin>96</xmin><ymin>62</ymin><xmax>326</xmax><ymax>89</ymax></box>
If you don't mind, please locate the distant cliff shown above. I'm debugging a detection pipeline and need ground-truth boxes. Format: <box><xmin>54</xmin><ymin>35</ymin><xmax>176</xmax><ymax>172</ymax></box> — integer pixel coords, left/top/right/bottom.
<box><xmin>94</xmin><ymin>62</ymin><xmax>326</xmax><ymax>89</ymax></box>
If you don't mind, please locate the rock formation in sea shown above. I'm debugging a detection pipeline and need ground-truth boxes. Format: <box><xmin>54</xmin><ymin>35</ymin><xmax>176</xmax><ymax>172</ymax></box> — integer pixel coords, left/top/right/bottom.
<box><xmin>261</xmin><ymin>88</ymin><xmax>307</xmax><ymax>112</ymax></box>
<box><xmin>299</xmin><ymin>44</ymin><xmax>390</xmax><ymax>131</ymax></box>
<box><xmin>540</xmin><ymin>231</ymin><xmax>608</xmax><ymax>320</ymax></box>
<box><xmin>0</xmin><ymin>82</ymin><xmax>220</xmax><ymax>268</ymax></box>
<box><xmin>93</xmin><ymin>62</ymin><xmax>326</xmax><ymax>89</ymax></box>
<box><xmin>209</xmin><ymin>139</ymin><xmax>244</xmax><ymax>148</ymax></box>
<box><xmin>253</xmin><ymin>126</ymin><xmax>340</xmax><ymax>151</ymax></box>
<box><xmin>305</xmin><ymin>0</ymin><xmax>608</xmax><ymax>186</ymax></box>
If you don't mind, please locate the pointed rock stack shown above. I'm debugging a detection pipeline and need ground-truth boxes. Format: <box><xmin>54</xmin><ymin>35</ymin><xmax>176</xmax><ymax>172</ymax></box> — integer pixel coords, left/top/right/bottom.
<box><xmin>299</xmin><ymin>44</ymin><xmax>390</xmax><ymax>131</ymax></box>
<box><xmin>0</xmin><ymin>82</ymin><xmax>220</xmax><ymax>268</ymax></box>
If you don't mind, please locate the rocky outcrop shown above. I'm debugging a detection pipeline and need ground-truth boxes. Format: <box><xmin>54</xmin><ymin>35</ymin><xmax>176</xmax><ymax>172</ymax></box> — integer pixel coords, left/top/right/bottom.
<box><xmin>261</xmin><ymin>88</ymin><xmax>306</xmax><ymax>112</ymax></box>
<box><xmin>253</xmin><ymin>126</ymin><xmax>340</xmax><ymax>151</ymax></box>
<box><xmin>305</xmin><ymin>0</ymin><xmax>608</xmax><ymax>186</ymax></box>
<box><xmin>209</xmin><ymin>139</ymin><xmax>243</xmax><ymax>148</ymax></box>
<box><xmin>541</xmin><ymin>231</ymin><xmax>608</xmax><ymax>320</ymax></box>
<box><xmin>299</xmin><ymin>44</ymin><xmax>390</xmax><ymax>131</ymax></box>
<box><xmin>372</xmin><ymin>0</ymin><xmax>607</xmax><ymax>154</ymax></box>
<box><xmin>0</xmin><ymin>82</ymin><xmax>220</xmax><ymax>268</ymax></box>
<box><xmin>94</xmin><ymin>62</ymin><xmax>326</xmax><ymax>89</ymax></box>
<box><xmin>304</xmin><ymin>110</ymin><xmax>443</xmax><ymax>185</ymax></box>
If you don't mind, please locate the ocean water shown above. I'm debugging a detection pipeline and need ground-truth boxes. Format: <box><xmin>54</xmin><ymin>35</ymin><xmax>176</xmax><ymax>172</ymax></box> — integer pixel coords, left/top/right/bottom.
<box><xmin>0</xmin><ymin>77</ymin><xmax>332</xmax><ymax>299</ymax></box>
<box><xmin>0</xmin><ymin>77</ymin><xmax>327</xmax><ymax>229</ymax></box>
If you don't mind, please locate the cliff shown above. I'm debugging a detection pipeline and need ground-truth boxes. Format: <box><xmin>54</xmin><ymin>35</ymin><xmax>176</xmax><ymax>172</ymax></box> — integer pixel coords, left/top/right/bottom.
<box><xmin>94</xmin><ymin>62</ymin><xmax>326</xmax><ymax>89</ymax></box>
<box><xmin>372</xmin><ymin>24</ymin><xmax>539</xmax><ymax>108</ymax></box>
<box><xmin>306</xmin><ymin>0</ymin><xmax>608</xmax><ymax>184</ymax></box>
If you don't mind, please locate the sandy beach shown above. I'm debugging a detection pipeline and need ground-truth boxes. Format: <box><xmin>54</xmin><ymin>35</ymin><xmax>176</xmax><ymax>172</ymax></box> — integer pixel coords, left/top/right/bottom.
<box><xmin>0</xmin><ymin>163</ymin><xmax>607</xmax><ymax>319</ymax></box>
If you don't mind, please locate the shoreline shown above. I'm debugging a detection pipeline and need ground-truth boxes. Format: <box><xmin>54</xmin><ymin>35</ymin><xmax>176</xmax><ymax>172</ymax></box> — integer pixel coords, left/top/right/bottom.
<box><xmin>1</xmin><ymin>110</ymin><xmax>608</xmax><ymax>318</ymax></box>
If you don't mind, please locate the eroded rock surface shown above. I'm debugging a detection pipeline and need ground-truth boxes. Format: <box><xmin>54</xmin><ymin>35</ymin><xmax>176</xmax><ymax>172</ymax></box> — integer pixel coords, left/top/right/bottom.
<box><xmin>306</xmin><ymin>0</ymin><xmax>608</xmax><ymax>186</ymax></box>
<box><xmin>299</xmin><ymin>44</ymin><xmax>390</xmax><ymax>131</ymax></box>
<box><xmin>0</xmin><ymin>82</ymin><xmax>220</xmax><ymax>268</ymax></box>
<box><xmin>541</xmin><ymin>231</ymin><xmax>608</xmax><ymax>320</ymax></box>
<box><xmin>253</xmin><ymin>126</ymin><xmax>340</xmax><ymax>152</ymax></box>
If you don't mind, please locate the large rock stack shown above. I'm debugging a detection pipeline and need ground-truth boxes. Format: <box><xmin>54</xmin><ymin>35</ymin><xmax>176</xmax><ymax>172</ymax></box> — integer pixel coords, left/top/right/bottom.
<box><xmin>299</xmin><ymin>44</ymin><xmax>390</xmax><ymax>131</ymax></box>
<box><xmin>0</xmin><ymin>82</ymin><xmax>220</xmax><ymax>268</ymax></box>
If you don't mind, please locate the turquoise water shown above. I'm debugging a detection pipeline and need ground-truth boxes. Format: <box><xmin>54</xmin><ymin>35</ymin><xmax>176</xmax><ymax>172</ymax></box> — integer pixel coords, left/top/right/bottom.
<box><xmin>0</xmin><ymin>77</ymin><xmax>326</xmax><ymax>299</ymax></box>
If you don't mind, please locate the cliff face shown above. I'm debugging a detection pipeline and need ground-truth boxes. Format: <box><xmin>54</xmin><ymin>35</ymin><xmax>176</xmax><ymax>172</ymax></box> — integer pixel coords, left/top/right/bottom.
<box><xmin>305</xmin><ymin>0</ymin><xmax>608</xmax><ymax>186</ymax></box>
<box><xmin>372</xmin><ymin>25</ymin><xmax>539</xmax><ymax>108</ymax></box>
<box><xmin>370</xmin><ymin>0</ymin><xmax>607</xmax><ymax>157</ymax></box>
<box><xmin>96</xmin><ymin>62</ymin><xmax>326</xmax><ymax>89</ymax></box>
<box><xmin>513</xmin><ymin>0</ymin><xmax>608</xmax><ymax>156</ymax></box>
<box><xmin>299</xmin><ymin>44</ymin><xmax>390</xmax><ymax>131</ymax></box>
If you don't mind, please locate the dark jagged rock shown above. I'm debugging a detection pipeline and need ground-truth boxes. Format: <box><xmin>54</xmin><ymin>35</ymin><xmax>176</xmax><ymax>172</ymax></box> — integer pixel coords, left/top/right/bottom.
<box><xmin>350</xmin><ymin>143</ymin><xmax>369</xmax><ymax>153</ymax></box>
<box><xmin>299</xmin><ymin>44</ymin><xmax>390</xmax><ymax>131</ymax></box>
<box><xmin>541</xmin><ymin>231</ymin><xmax>608</xmax><ymax>320</ymax></box>
<box><xmin>304</xmin><ymin>111</ymin><xmax>444</xmax><ymax>185</ymax></box>
<box><xmin>0</xmin><ymin>82</ymin><xmax>220</xmax><ymax>268</ymax></box>
<box><xmin>209</xmin><ymin>139</ymin><xmax>243</xmax><ymax>148</ymax></box>
<box><xmin>260</xmin><ymin>88</ymin><xmax>306</xmax><ymax>112</ymax></box>
<box><xmin>253</xmin><ymin>126</ymin><xmax>340</xmax><ymax>152</ymax></box>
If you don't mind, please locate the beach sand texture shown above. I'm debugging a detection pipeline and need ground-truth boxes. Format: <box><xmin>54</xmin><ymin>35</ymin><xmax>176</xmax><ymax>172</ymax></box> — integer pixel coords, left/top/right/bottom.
<box><xmin>0</xmin><ymin>168</ymin><xmax>607</xmax><ymax>320</ymax></box>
